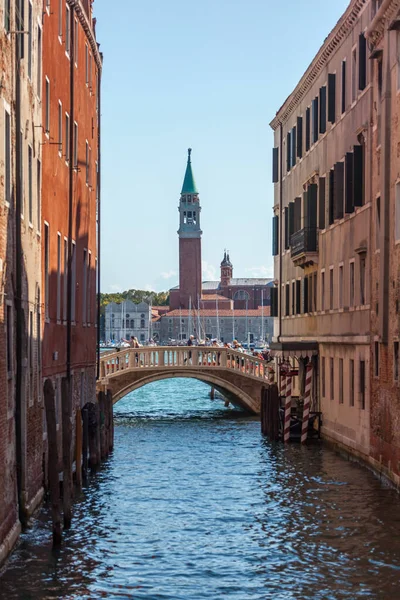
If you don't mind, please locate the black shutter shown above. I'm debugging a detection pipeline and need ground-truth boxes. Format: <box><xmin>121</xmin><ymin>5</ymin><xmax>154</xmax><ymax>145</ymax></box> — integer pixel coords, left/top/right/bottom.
<box><xmin>272</xmin><ymin>215</ymin><xmax>279</xmax><ymax>256</ymax></box>
<box><xmin>270</xmin><ymin>287</ymin><xmax>278</xmax><ymax>317</ymax></box>
<box><xmin>297</xmin><ymin>116</ymin><xmax>303</xmax><ymax>158</ymax></box>
<box><xmin>285</xmin><ymin>283</ymin><xmax>290</xmax><ymax>316</ymax></box>
<box><xmin>334</xmin><ymin>162</ymin><xmax>344</xmax><ymax>220</ymax></box>
<box><xmin>318</xmin><ymin>177</ymin><xmax>326</xmax><ymax>230</ymax></box>
<box><xmin>341</xmin><ymin>60</ymin><xmax>346</xmax><ymax>114</ymax></box>
<box><xmin>303</xmin><ymin>278</ymin><xmax>309</xmax><ymax>314</ymax></box>
<box><xmin>272</xmin><ymin>147</ymin><xmax>279</xmax><ymax>183</ymax></box>
<box><xmin>291</xmin><ymin>281</ymin><xmax>295</xmax><ymax>315</ymax></box>
<box><xmin>312</xmin><ymin>97</ymin><xmax>319</xmax><ymax>143</ymax></box>
<box><xmin>303</xmin><ymin>190</ymin><xmax>308</xmax><ymax>231</ymax></box>
<box><xmin>359</xmin><ymin>33</ymin><xmax>367</xmax><ymax>90</ymax></box>
<box><xmin>319</xmin><ymin>86</ymin><xmax>327</xmax><ymax>134</ymax></box>
<box><xmin>284</xmin><ymin>207</ymin><xmax>289</xmax><ymax>249</ymax></box>
<box><xmin>329</xmin><ymin>169</ymin><xmax>335</xmax><ymax>225</ymax></box>
<box><xmin>296</xmin><ymin>279</ymin><xmax>301</xmax><ymax>314</ymax></box>
<box><xmin>345</xmin><ymin>152</ymin><xmax>354</xmax><ymax>213</ymax></box>
<box><xmin>294</xmin><ymin>197</ymin><xmax>302</xmax><ymax>233</ymax></box>
<box><xmin>307</xmin><ymin>184</ymin><xmax>318</xmax><ymax>229</ymax></box>
<box><xmin>305</xmin><ymin>107</ymin><xmax>310</xmax><ymax>151</ymax></box>
<box><xmin>288</xmin><ymin>202</ymin><xmax>295</xmax><ymax>243</ymax></box>
<box><xmin>328</xmin><ymin>73</ymin><xmax>336</xmax><ymax>123</ymax></box>
<box><xmin>286</xmin><ymin>132</ymin><xmax>291</xmax><ymax>173</ymax></box>
<box><xmin>291</xmin><ymin>127</ymin><xmax>297</xmax><ymax>168</ymax></box>
<box><xmin>353</xmin><ymin>144</ymin><xmax>364</xmax><ymax>206</ymax></box>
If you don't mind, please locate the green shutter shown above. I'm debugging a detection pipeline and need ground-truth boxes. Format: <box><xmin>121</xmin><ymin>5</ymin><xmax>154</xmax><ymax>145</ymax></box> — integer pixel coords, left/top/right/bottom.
<box><xmin>270</xmin><ymin>287</ymin><xmax>278</xmax><ymax>317</ymax></box>
<box><xmin>288</xmin><ymin>202</ymin><xmax>295</xmax><ymax>244</ymax></box>
<box><xmin>318</xmin><ymin>177</ymin><xmax>326</xmax><ymax>230</ymax></box>
<box><xmin>286</xmin><ymin>133</ymin><xmax>291</xmax><ymax>173</ymax></box>
<box><xmin>334</xmin><ymin>162</ymin><xmax>344</xmax><ymax>220</ymax></box>
<box><xmin>345</xmin><ymin>152</ymin><xmax>354</xmax><ymax>213</ymax></box>
<box><xmin>328</xmin><ymin>74</ymin><xmax>336</xmax><ymax>123</ymax></box>
<box><xmin>296</xmin><ymin>116</ymin><xmax>303</xmax><ymax>158</ymax></box>
<box><xmin>319</xmin><ymin>86</ymin><xmax>327</xmax><ymax>134</ymax></box>
<box><xmin>305</xmin><ymin>107</ymin><xmax>311</xmax><ymax>151</ymax></box>
<box><xmin>353</xmin><ymin>145</ymin><xmax>364</xmax><ymax>206</ymax></box>
<box><xmin>272</xmin><ymin>215</ymin><xmax>279</xmax><ymax>256</ymax></box>
<box><xmin>359</xmin><ymin>34</ymin><xmax>367</xmax><ymax>90</ymax></box>
<box><xmin>272</xmin><ymin>147</ymin><xmax>279</xmax><ymax>183</ymax></box>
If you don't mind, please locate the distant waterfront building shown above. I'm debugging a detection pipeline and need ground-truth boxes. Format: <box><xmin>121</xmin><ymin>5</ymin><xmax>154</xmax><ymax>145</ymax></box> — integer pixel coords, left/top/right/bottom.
<box><xmin>269</xmin><ymin>0</ymin><xmax>400</xmax><ymax>486</ymax></box>
<box><xmin>105</xmin><ymin>301</ymin><xmax>152</xmax><ymax>343</ymax></box>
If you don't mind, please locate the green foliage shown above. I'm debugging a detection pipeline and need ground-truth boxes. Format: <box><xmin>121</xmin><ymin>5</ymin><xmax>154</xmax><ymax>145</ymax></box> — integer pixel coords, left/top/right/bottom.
<box><xmin>99</xmin><ymin>289</ymin><xmax>169</xmax><ymax>316</ymax></box>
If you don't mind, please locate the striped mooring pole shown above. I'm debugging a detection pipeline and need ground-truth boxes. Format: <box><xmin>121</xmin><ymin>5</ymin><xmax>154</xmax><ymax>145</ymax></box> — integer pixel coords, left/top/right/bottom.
<box><xmin>283</xmin><ymin>374</ymin><xmax>292</xmax><ymax>443</ymax></box>
<box><xmin>301</xmin><ymin>364</ymin><xmax>313</xmax><ymax>444</ymax></box>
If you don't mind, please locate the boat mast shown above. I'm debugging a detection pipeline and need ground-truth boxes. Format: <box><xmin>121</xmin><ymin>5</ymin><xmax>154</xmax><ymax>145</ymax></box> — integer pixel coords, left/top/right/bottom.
<box><xmin>232</xmin><ymin>305</ymin><xmax>235</xmax><ymax>341</ymax></box>
<box><xmin>216</xmin><ymin>297</ymin><xmax>220</xmax><ymax>341</ymax></box>
<box><xmin>261</xmin><ymin>289</ymin><xmax>264</xmax><ymax>342</ymax></box>
<box><xmin>179</xmin><ymin>307</ymin><xmax>183</xmax><ymax>341</ymax></box>
<box><xmin>188</xmin><ymin>296</ymin><xmax>192</xmax><ymax>339</ymax></box>
<box><xmin>197</xmin><ymin>294</ymin><xmax>202</xmax><ymax>341</ymax></box>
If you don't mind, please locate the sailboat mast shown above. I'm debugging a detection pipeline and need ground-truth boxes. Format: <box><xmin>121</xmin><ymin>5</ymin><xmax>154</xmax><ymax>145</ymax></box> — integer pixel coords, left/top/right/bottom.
<box><xmin>179</xmin><ymin>307</ymin><xmax>182</xmax><ymax>341</ymax></box>
<box><xmin>188</xmin><ymin>296</ymin><xmax>192</xmax><ymax>338</ymax></box>
<box><xmin>261</xmin><ymin>289</ymin><xmax>264</xmax><ymax>342</ymax></box>
<box><xmin>232</xmin><ymin>305</ymin><xmax>235</xmax><ymax>341</ymax></box>
<box><xmin>216</xmin><ymin>297</ymin><xmax>220</xmax><ymax>341</ymax></box>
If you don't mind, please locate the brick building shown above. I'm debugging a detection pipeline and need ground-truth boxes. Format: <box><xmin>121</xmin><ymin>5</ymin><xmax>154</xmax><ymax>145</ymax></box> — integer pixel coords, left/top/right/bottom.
<box><xmin>270</xmin><ymin>0</ymin><xmax>400</xmax><ymax>485</ymax></box>
<box><xmin>0</xmin><ymin>0</ymin><xmax>44</xmax><ymax>563</ymax></box>
<box><xmin>41</xmin><ymin>0</ymin><xmax>101</xmax><ymax>436</ymax></box>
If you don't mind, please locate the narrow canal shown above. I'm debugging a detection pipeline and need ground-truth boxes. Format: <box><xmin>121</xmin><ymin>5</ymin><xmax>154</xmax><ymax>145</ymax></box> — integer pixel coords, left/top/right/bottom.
<box><xmin>1</xmin><ymin>379</ymin><xmax>400</xmax><ymax>599</ymax></box>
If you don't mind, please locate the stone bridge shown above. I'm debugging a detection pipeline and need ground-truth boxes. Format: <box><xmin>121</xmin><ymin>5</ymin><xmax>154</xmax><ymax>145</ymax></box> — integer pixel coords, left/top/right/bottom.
<box><xmin>97</xmin><ymin>347</ymin><xmax>273</xmax><ymax>414</ymax></box>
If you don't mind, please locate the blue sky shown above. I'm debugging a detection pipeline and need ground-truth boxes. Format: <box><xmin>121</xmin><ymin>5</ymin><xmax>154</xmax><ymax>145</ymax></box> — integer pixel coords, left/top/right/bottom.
<box><xmin>95</xmin><ymin>0</ymin><xmax>349</xmax><ymax>293</ymax></box>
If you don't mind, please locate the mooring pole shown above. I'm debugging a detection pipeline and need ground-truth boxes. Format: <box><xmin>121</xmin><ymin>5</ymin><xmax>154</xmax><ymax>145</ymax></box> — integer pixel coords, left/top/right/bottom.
<box><xmin>44</xmin><ymin>379</ymin><xmax>62</xmax><ymax>546</ymax></box>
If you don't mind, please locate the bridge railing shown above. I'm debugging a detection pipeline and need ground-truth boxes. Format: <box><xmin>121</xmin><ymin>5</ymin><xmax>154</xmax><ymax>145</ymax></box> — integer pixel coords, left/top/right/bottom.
<box><xmin>99</xmin><ymin>346</ymin><xmax>272</xmax><ymax>383</ymax></box>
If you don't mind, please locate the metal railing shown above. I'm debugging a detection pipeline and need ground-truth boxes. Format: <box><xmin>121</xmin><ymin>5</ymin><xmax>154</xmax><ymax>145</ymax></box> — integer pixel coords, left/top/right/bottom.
<box><xmin>99</xmin><ymin>346</ymin><xmax>272</xmax><ymax>383</ymax></box>
<box><xmin>290</xmin><ymin>227</ymin><xmax>318</xmax><ymax>258</ymax></box>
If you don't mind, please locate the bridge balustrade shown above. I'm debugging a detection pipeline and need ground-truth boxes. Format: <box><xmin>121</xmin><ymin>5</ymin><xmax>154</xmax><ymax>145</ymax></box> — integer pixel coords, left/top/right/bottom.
<box><xmin>99</xmin><ymin>346</ymin><xmax>270</xmax><ymax>383</ymax></box>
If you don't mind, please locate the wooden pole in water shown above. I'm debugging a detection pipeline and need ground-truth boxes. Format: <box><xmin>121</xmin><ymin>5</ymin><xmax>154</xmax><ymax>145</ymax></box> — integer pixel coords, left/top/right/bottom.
<box><xmin>61</xmin><ymin>377</ymin><xmax>73</xmax><ymax>529</ymax></box>
<box><xmin>82</xmin><ymin>408</ymin><xmax>89</xmax><ymax>479</ymax></box>
<box><xmin>43</xmin><ymin>379</ymin><xmax>62</xmax><ymax>546</ymax></box>
<box><xmin>107</xmin><ymin>390</ymin><xmax>114</xmax><ymax>451</ymax></box>
<box><xmin>283</xmin><ymin>375</ymin><xmax>292</xmax><ymax>443</ymax></box>
<box><xmin>98</xmin><ymin>391</ymin><xmax>106</xmax><ymax>460</ymax></box>
<box><xmin>75</xmin><ymin>408</ymin><xmax>83</xmax><ymax>486</ymax></box>
<box><xmin>88</xmin><ymin>404</ymin><xmax>97</xmax><ymax>468</ymax></box>
<box><xmin>301</xmin><ymin>364</ymin><xmax>313</xmax><ymax>444</ymax></box>
<box><xmin>95</xmin><ymin>403</ymin><xmax>101</xmax><ymax>466</ymax></box>
<box><xmin>210</xmin><ymin>386</ymin><xmax>215</xmax><ymax>400</ymax></box>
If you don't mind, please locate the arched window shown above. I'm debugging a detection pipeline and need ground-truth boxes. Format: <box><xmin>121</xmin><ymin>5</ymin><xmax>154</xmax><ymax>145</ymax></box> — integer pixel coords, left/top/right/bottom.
<box><xmin>140</xmin><ymin>319</ymin><xmax>145</xmax><ymax>329</ymax></box>
<box><xmin>130</xmin><ymin>319</ymin><xmax>134</xmax><ymax>328</ymax></box>
<box><xmin>233</xmin><ymin>290</ymin><xmax>250</xmax><ymax>301</ymax></box>
<box><xmin>183</xmin><ymin>211</ymin><xmax>187</xmax><ymax>224</ymax></box>
<box><xmin>187</xmin><ymin>195</ymin><xmax>191</xmax><ymax>203</ymax></box>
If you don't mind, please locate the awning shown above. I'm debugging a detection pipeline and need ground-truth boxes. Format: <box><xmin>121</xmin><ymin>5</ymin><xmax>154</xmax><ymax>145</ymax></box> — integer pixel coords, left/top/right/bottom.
<box><xmin>269</xmin><ymin>341</ymin><xmax>319</xmax><ymax>359</ymax></box>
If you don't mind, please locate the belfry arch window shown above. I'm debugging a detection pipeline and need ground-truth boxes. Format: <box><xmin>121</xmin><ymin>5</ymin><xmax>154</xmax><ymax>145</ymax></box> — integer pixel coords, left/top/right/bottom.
<box><xmin>187</xmin><ymin>195</ymin><xmax>191</xmax><ymax>203</ymax></box>
<box><xmin>187</xmin><ymin>211</ymin><xmax>193</xmax><ymax>224</ymax></box>
<box><xmin>183</xmin><ymin>211</ymin><xmax>187</xmax><ymax>224</ymax></box>
<box><xmin>233</xmin><ymin>290</ymin><xmax>250</xmax><ymax>301</ymax></box>
<box><xmin>193</xmin><ymin>211</ymin><xmax>197</xmax><ymax>224</ymax></box>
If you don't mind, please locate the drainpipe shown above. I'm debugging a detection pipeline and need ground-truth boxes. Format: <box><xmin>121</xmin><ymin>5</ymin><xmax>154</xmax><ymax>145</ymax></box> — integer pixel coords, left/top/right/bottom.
<box><xmin>14</xmin><ymin>1</ymin><xmax>25</xmax><ymax>523</ymax></box>
<box><xmin>277</xmin><ymin>122</ymin><xmax>283</xmax><ymax>342</ymax></box>
<box><xmin>67</xmin><ymin>3</ymin><xmax>75</xmax><ymax>382</ymax></box>
<box><xmin>96</xmin><ymin>59</ymin><xmax>102</xmax><ymax>379</ymax></box>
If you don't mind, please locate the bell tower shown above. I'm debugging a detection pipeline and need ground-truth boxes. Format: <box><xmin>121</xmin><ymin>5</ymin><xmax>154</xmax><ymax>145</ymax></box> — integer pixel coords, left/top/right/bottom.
<box><xmin>177</xmin><ymin>148</ymin><xmax>202</xmax><ymax>309</ymax></box>
<box><xmin>220</xmin><ymin>250</ymin><xmax>233</xmax><ymax>287</ymax></box>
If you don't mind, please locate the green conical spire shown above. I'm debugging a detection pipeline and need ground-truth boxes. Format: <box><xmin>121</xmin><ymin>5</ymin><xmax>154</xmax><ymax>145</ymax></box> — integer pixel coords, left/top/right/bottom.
<box><xmin>181</xmin><ymin>148</ymin><xmax>198</xmax><ymax>194</ymax></box>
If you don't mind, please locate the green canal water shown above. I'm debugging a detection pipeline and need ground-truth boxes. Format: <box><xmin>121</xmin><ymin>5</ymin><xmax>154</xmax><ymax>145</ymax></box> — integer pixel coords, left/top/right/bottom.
<box><xmin>1</xmin><ymin>378</ymin><xmax>400</xmax><ymax>599</ymax></box>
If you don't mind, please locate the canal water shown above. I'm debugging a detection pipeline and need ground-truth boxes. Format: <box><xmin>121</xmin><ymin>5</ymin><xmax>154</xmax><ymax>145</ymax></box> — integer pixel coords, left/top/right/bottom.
<box><xmin>1</xmin><ymin>379</ymin><xmax>400</xmax><ymax>600</ymax></box>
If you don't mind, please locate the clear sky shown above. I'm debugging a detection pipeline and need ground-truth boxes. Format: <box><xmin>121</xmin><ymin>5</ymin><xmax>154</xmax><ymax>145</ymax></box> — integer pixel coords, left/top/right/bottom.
<box><xmin>95</xmin><ymin>0</ymin><xmax>349</xmax><ymax>293</ymax></box>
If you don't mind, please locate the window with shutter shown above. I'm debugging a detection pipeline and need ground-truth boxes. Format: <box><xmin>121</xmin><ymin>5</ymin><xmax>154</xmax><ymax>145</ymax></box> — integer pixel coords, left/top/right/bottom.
<box><xmin>272</xmin><ymin>215</ymin><xmax>279</xmax><ymax>256</ymax></box>
<box><xmin>318</xmin><ymin>177</ymin><xmax>326</xmax><ymax>230</ymax></box>
<box><xmin>286</xmin><ymin>133</ymin><xmax>291</xmax><ymax>173</ymax></box>
<box><xmin>312</xmin><ymin>97</ymin><xmax>319</xmax><ymax>143</ymax></box>
<box><xmin>353</xmin><ymin>144</ymin><xmax>364</xmax><ymax>206</ymax></box>
<box><xmin>270</xmin><ymin>287</ymin><xmax>278</xmax><ymax>317</ymax></box>
<box><xmin>294</xmin><ymin>197</ymin><xmax>302</xmax><ymax>233</ymax></box>
<box><xmin>307</xmin><ymin>184</ymin><xmax>318</xmax><ymax>230</ymax></box>
<box><xmin>345</xmin><ymin>152</ymin><xmax>354</xmax><ymax>213</ymax></box>
<box><xmin>291</xmin><ymin>127</ymin><xmax>296</xmax><ymax>168</ymax></box>
<box><xmin>305</xmin><ymin>107</ymin><xmax>311</xmax><ymax>151</ymax></box>
<box><xmin>319</xmin><ymin>86</ymin><xmax>327</xmax><ymax>134</ymax></box>
<box><xmin>272</xmin><ymin>147</ymin><xmax>279</xmax><ymax>183</ymax></box>
<box><xmin>341</xmin><ymin>60</ymin><xmax>347</xmax><ymax>114</ymax></box>
<box><xmin>328</xmin><ymin>74</ymin><xmax>336</xmax><ymax>123</ymax></box>
<box><xmin>292</xmin><ymin>281</ymin><xmax>295</xmax><ymax>315</ymax></box>
<box><xmin>303</xmin><ymin>190</ymin><xmax>308</xmax><ymax>230</ymax></box>
<box><xmin>284</xmin><ymin>207</ymin><xmax>289</xmax><ymax>249</ymax></box>
<box><xmin>329</xmin><ymin>169</ymin><xmax>335</xmax><ymax>225</ymax></box>
<box><xmin>285</xmin><ymin>284</ymin><xmax>290</xmax><ymax>316</ymax></box>
<box><xmin>358</xmin><ymin>33</ymin><xmax>367</xmax><ymax>90</ymax></box>
<box><xmin>334</xmin><ymin>162</ymin><xmax>344</xmax><ymax>220</ymax></box>
<box><xmin>288</xmin><ymin>202</ymin><xmax>295</xmax><ymax>244</ymax></box>
<box><xmin>297</xmin><ymin>116</ymin><xmax>303</xmax><ymax>158</ymax></box>
<box><xmin>296</xmin><ymin>280</ymin><xmax>301</xmax><ymax>314</ymax></box>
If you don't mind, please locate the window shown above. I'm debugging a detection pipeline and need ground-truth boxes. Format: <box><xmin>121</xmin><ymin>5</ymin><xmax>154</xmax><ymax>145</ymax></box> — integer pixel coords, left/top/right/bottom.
<box><xmin>328</xmin><ymin>73</ymin><xmax>336</xmax><ymax>123</ymax></box>
<box><xmin>53</xmin><ymin>101</ymin><xmax>60</xmax><ymax>156</ymax></box>
<box><xmin>6</xmin><ymin>303</ymin><xmax>13</xmax><ymax>376</ymax></box>
<box><xmin>349</xmin><ymin>359</ymin><xmax>354</xmax><ymax>406</ymax></box>
<box><xmin>322</xmin><ymin>357</ymin><xmax>326</xmax><ymax>398</ymax></box>
<box><xmin>339</xmin><ymin>359</ymin><xmax>343</xmax><ymax>404</ymax></box>
<box><xmin>358</xmin><ymin>34</ymin><xmax>367</xmax><ymax>91</ymax></box>
<box><xmin>296</xmin><ymin>279</ymin><xmax>301</xmax><ymax>314</ymax></box>
<box><xmin>5</xmin><ymin>109</ymin><xmax>11</xmax><ymax>204</ymax></box>
<box><xmin>321</xmin><ymin>271</ymin><xmax>325</xmax><ymax>311</ymax></box>
<box><xmin>360</xmin><ymin>360</ymin><xmax>365</xmax><ymax>409</ymax></box>
<box><xmin>73</xmin><ymin>122</ymin><xmax>78</xmax><ymax>167</ymax></box>
<box><xmin>233</xmin><ymin>290</ymin><xmax>250</xmax><ymax>301</ymax></box>
<box><xmin>305</xmin><ymin>106</ymin><xmax>311</xmax><ymax>151</ymax></box>
<box><xmin>86</xmin><ymin>141</ymin><xmax>89</xmax><ymax>184</ymax></box>
<box><xmin>341</xmin><ymin>60</ymin><xmax>346</xmax><ymax>113</ymax></box>
<box><xmin>28</xmin><ymin>1</ymin><xmax>32</xmax><ymax>79</ymax></box>
<box><xmin>37</xmin><ymin>26</ymin><xmax>42</xmax><ymax>98</ymax></box>
<box><xmin>339</xmin><ymin>265</ymin><xmax>343</xmax><ymax>309</ymax></box>
<box><xmin>395</xmin><ymin>182</ymin><xmax>400</xmax><ymax>243</ymax></box>
<box><xmin>29</xmin><ymin>310</ymin><xmax>33</xmax><ymax>386</ymax></box>
<box><xmin>89</xmin><ymin>52</ymin><xmax>92</xmax><ymax>89</ymax></box>
<box><xmin>58</xmin><ymin>0</ymin><xmax>63</xmax><ymax>37</ymax></box>
<box><xmin>374</xmin><ymin>341</ymin><xmax>379</xmax><ymax>377</ymax></box>
<box><xmin>312</xmin><ymin>96</ymin><xmax>319</xmax><ymax>143</ymax></box>
<box><xmin>141</xmin><ymin>319</ymin><xmax>145</xmax><ymax>329</ymax></box>
<box><xmin>330</xmin><ymin>358</ymin><xmax>334</xmax><ymax>400</ymax></box>
<box><xmin>65</xmin><ymin>113</ymin><xmax>70</xmax><ymax>161</ymax></box>
<box><xmin>44</xmin><ymin>224</ymin><xmax>49</xmax><ymax>319</ymax></box>
<box><xmin>359</xmin><ymin>255</ymin><xmax>366</xmax><ymax>305</ymax></box>
<box><xmin>272</xmin><ymin>215</ymin><xmax>279</xmax><ymax>255</ymax></box>
<box><xmin>65</xmin><ymin>4</ymin><xmax>71</xmax><ymax>55</ymax></box>
<box><xmin>63</xmin><ymin>238</ymin><xmax>68</xmax><ymax>321</ymax></box>
<box><xmin>28</xmin><ymin>145</ymin><xmax>33</xmax><ymax>223</ymax></box>
<box><xmin>272</xmin><ymin>147</ymin><xmax>279</xmax><ymax>183</ymax></box>
<box><xmin>19</xmin><ymin>131</ymin><xmax>24</xmax><ymax>217</ymax></box>
<box><xmin>82</xmin><ymin>249</ymin><xmax>87</xmax><ymax>325</ymax></box>
<box><xmin>349</xmin><ymin>261</ymin><xmax>355</xmax><ymax>307</ymax></box>
<box><xmin>74</xmin><ymin>18</ymin><xmax>78</xmax><ymax>63</ymax></box>
<box><xmin>319</xmin><ymin>86</ymin><xmax>327</xmax><ymax>134</ymax></box>
<box><xmin>285</xmin><ymin>283</ymin><xmax>290</xmax><ymax>316</ymax></box>
<box><xmin>85</xmin><ymin>43</ymin><xmax>89</xmax><ymax>85</ymax></box>
<box><xmin>394</xmin><ymin>342</ymin><xmax>399</xmax><ymax>382</ymax></box>
<box><xmin>71</xmin><ymin>241</ymin><xmax>76</xmax><ymax>322</ymax></box>
<box><xmin>16</xmin><ymin>0</ymin><xmax>24</xmax><ymax>58</ymax></box>
<box><xmin>351</xmin><ymin>47</ymin><xmax>357</xmax><ymax>103</ymax></box>
<box><xmin>57</xmin><ymin>233</ymin><xmax>61</xmax><ymax>321</ymax></box>
<box><xmin>376</xmin><ymin>196</ymin><xmax>381</xmax><ymax>249</ymax></box>
<box><xmin>397</xmin><ymin>32</ymin><xmax>400</xmax><ymax>91</ymax></box>
<box><xmin>87</xmin><ymin>251</ymin><xmax>91</xmax><ymax>324</ymax></box>
<box><xmin>329</xmin><ymin>267</ymin><xmax>334</xmax><ymax>310</ymax></box>
<box><xmin>4</xmin><ymin>0</ymin><xmax>10</xmax><ymax>32</ymax></box>
<box><xmin>36</xmin><ymin>159</ymin><xmax>41</xmax><ymax>230</ymax></box>
<box><xmin>313</xmin><ymin>272</ymin><xmax>317</xmax><ymax>312</ymax></box>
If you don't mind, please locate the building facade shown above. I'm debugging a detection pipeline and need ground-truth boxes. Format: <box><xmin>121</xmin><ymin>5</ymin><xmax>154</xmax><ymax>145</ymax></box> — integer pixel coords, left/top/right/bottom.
<box><xmin>41</xmin><ymin>0</ymin><xmax>101</xmax><ymax>426</ymax></box>
<box><xmin>0</xmin><ymin>0</ymin><xmax>44</xmax><ymax>563</ymax></box>
<box><xmin>270</xmin><ymin>0</ymin><xmax>400</xmax><ymax>484</ymax></box>
<box><xmin>105</xmin><ymin>301</ymin><xmax>152</xmax><ymax>343</ymax></box>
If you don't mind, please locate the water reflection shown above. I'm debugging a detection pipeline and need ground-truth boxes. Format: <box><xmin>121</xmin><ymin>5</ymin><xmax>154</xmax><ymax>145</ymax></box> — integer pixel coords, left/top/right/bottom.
<box><xmin>1</xmin><ymin>379</ymin><xmax>400</xmax><ymax>599</ymax></box>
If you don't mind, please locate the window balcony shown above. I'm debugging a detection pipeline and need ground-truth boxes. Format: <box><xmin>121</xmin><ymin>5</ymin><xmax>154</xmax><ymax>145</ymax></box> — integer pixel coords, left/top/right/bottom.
<box><xmin>290</xmin><ymin>227</ymin><xmax>318</xmax><ymax>268</ymax></box>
